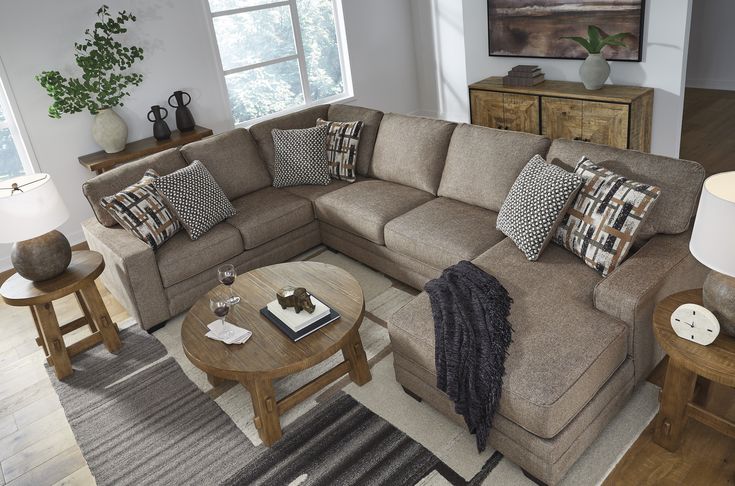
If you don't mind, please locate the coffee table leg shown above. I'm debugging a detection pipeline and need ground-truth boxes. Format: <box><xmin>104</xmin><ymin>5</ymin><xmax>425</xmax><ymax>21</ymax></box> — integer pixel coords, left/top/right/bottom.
<box><xmin>79</xmin><ymin>283</ymin><xmax>122</xmax><ymax>353</ymax></box>
<box><xmin>653</xmin><ymin>358</ymin><xmax>697</xmax><ymax>451</ymax></box>
<box><xmin>34</xmin><ymin>303</ymin><xmax>73</xmax><ymax>380</ymax></box>
<box><xmin>245</xmin><ymin>378</ymin><xmax>282</xmax><ymax>446</ymax></box>
<box><xmin>207</xmin><ymin>373</ymin><xmax>226</xmax><ymax>387</ymax></box>
<box><xmin>342</xmin><ymin>330</ymin><xmax>371</xmax><ymax>386</ymax></box>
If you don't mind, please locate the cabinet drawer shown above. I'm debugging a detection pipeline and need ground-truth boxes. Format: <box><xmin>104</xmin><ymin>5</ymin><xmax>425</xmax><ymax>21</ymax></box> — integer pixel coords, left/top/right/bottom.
<box><xmin>470</xmin><ymin>90</ymin><xmax>504</xmax><ymax>129</ymax></box>
<box><xmin>504</xmin><ymin>93</ymin><xmax>540</xmax><ymax>134</ymax></box>
<box><xmin>582</xmin><ymin>101</ymin><xmax>629</xmax><ymax>149</ymax></box>
<box><xmin>542</xmin><ymin>97</ymin><xmax>582</xmax><ymax>141</ymax></box>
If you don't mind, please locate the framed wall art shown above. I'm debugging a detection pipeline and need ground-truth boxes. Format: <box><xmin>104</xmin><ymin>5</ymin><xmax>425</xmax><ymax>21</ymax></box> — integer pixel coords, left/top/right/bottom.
<box><xmin>487</xmin><ymin>0</ymin><xmax>645</xmax><ymax>61</ymax></box>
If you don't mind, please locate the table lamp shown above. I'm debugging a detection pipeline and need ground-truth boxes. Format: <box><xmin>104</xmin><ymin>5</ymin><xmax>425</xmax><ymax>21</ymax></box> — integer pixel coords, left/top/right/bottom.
<box><xmin>689</xmin><ymin>171</ymin><xmax>735</xmax><ymax>337</ymax></box>
<box><xmin>0</xmin><ymin>173</ymin><xmax>71</xmax><ymax>281</ymax></box>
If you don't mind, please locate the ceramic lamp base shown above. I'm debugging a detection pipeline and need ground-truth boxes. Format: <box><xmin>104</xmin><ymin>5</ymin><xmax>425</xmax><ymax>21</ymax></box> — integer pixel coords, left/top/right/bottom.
<box><xmin>703</xmin><ymin>270</ymin><xmax>735</xmax><ymax>337</ymax></box>
<box><xmin>11</xmin><ymin>230</ymin><xmax>72</xmax><ymax>282</ymax></box>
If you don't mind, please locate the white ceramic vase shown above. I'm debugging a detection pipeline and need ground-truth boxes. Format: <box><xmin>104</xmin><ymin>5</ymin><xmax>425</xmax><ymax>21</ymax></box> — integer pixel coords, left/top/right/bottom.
<box><xmin>579</xmin><ymin>53</ymin><xmax>610</xmax><ymax>90</ymax></box>
<box><xmin>92</xmin><ymin>108</ymin><xmax>128</xmax><ymax>153</ymax></box>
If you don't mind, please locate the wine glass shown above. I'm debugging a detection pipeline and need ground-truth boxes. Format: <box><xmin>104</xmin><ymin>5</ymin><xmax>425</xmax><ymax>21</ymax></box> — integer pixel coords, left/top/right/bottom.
<box><xmin>209</xmin><ymin>298</ymin><xmax>233</xmax><ymax>340</ymax></box>
<box><xmin>218</xmin><ymin>264</ymin><xmax>241</xmax><ymax>305</ymax></box>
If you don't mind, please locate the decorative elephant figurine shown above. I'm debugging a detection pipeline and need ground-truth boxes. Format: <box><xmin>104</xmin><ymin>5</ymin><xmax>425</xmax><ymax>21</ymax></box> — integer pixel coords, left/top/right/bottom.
<box><xmin>276</xmin><ymin>287</ymin><xmax>315</xmax><ymax>314</ymax></box>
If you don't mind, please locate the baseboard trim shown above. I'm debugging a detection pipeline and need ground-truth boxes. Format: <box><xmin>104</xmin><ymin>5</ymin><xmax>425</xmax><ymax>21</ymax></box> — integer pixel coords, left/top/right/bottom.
<box><xmin>686</xmin><ymin>78</ymin><xmax>735</xmax><ymax>91</ymax></box>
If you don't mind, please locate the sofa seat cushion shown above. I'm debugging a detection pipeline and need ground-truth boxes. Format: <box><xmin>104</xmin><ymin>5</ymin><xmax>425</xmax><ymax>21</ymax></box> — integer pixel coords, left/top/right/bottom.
<box><xmin>384</xmin><ymin>197</ymin><xmax>505</xmax><ymax>270</ymax></box>
<box><xmin>388</xmin><ymin>239</ymin><xmax>628</xmax><ymax>439</ymax></box>
<box><xmin>156</xmin><ymin>222</ymin><xmax>244</xmax><ymax>287</ymax></box>
<box><xmin>229</xmin><ymin>186</ymin><xmax>314</xmax><ymax>249</ymax></box>
<box><xmin>314</xmin><ymin>180</ymin><xmax>435</xmax><ymax>245</ymax></box>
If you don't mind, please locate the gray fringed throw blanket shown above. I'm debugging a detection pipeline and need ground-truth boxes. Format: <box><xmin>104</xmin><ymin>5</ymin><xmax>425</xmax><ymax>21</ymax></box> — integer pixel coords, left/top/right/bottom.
<box><xmin>425</xmin><ymin>260</ymin><xmax>513</xmax><ymax>452</ymax></box>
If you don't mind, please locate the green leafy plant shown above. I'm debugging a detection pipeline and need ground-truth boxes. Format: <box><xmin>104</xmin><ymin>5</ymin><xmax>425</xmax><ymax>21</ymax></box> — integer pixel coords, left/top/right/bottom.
<box><xmin>35</xmin><ymin>5</ymin><xmax>144</xmax><ymax>118</ymax></box>
<box><xmin>561</xmin><ymin>25</ymin><xmax>632</xmax><ymax>55</ymax></box>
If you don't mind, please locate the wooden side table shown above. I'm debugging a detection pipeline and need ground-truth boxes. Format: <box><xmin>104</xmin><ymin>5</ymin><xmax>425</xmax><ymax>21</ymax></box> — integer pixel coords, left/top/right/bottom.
<box><xmin>0</xmin><ymin>251</ymin><xmax>122</xmax><ymax>379</ymax></box>
<box><xmin>652</xmin><ymin>289</ymin><xmax>735</xmax><ymax>451</ymax></box>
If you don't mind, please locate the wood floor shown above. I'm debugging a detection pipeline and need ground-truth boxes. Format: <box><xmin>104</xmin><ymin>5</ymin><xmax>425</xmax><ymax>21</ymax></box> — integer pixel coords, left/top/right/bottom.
<box><xmin>679</xmin><ymin>87</ymin><xmax>735</xmax><ymax>175</ymax></box>
<box><xmin>0</xmin><ymin>282</ymin><xmax>129</xmax><ymax>486</ymax></box>
<box><xmin>0</xmin><ymin>87</ymin><xmax>733</xmax><ymax>485</ymax></box>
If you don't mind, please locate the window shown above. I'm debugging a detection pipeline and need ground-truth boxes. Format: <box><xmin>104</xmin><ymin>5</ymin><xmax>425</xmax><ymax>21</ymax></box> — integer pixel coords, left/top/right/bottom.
<box><xmin>207</xmin><ymin>0</ymin><xmax>352</xmax><ymax>125</ymax></box>
<box><xmin>0</xmin><ymin>73</ymin><xmax>34</xmax><ymax>182</ymax></box>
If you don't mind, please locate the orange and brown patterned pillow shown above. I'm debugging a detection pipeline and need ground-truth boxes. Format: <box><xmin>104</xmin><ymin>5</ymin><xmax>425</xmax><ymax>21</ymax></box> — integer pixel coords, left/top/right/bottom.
<box><xmin>101</xmin><ymin>170</ymin><xmax>180</xmax><ymax>250</ymax></box>
<box><xmin>554</xmin><ymin>157</ymin><xmax>661</xmax><ymax>276</ymax></box>
<box><xmin>316</xmin><ymin>118</ymin><xmax>364</xmax><ymax>183</ymax></box>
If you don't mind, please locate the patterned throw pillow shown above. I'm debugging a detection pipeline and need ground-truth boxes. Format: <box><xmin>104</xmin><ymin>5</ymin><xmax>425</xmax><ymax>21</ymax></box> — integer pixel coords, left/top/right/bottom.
<box><xmin>497</xmin><ymin>155</ymin><xmax>584</xmax><ymax>261</ymax></box>
<box><xmin>100</xmin><ymin>170</ymin><xmax>180</xmax><ymax>250</ymax></box>
<box><xmin>554</xmin><ymin>156</ymin><xmax>661</xmax><ymax>276</ymax></box>
<box><xmin>152</xmin><ymin>160</ymin><xmax>236</xmax><ymax>240</ymax></box>
<box><xmin>272</xmin><ymin>125</ymin><xmax>331</xmax><ymax>188</ymax></box>
<box><xmin>316</xmin><ymin>118</ymin><xmax>364</xmax><ymax>182</ymax></box>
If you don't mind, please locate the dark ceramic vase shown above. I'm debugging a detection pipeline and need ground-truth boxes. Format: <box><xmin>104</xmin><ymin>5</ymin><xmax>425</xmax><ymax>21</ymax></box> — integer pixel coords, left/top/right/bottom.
<box><xmin>168</xmin><ymin>90</ymin><xmax>195</xmax><ymax>132</ymax></box>
<box><xmin>147</xmin><ymin>105</ymin><xmax>171</xmax><ymax>141</ymax></box>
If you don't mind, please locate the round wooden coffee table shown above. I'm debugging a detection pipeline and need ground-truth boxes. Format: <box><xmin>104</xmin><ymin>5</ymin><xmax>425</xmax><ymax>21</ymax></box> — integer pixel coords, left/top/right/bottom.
<box><xmin>181</xmin><ymin>261</ymin><xmax>371</xmax><ymax>446</ymax></box>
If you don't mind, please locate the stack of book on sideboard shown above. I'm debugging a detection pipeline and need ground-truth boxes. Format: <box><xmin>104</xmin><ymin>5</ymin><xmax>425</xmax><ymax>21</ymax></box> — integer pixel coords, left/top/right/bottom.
<box><xmin>503</xmin><ymin>65</ymin><xmax>545</xmax><ymax>87</ymax></box>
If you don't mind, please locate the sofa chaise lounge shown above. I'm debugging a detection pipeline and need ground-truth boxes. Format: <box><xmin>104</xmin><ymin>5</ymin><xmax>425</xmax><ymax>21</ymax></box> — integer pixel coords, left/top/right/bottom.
<box><xmin>81</xmin><ymin>103</ymin><xmax>707</xmax><ymax>484</ymax></box>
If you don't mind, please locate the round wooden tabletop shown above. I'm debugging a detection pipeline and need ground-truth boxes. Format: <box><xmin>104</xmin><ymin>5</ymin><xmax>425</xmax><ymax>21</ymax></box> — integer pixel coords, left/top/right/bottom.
<box><xmin>653</xmin><ymin>288</ymin><xmax>735</xmax><ymax>388</ymax></box>
<box><xmin>181</xmin><ymin>261</ymin><xmax>365</xmax><ymax>382</ymax></box>
<box><xmin>0</xmin><ymin>251</ymin><xmax>105</xmax><ymax>306</ymax></box>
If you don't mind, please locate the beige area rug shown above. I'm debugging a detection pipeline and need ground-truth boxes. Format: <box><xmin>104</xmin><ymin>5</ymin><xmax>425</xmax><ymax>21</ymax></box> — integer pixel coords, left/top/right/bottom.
<box><xmin>153</xmin><ymin>247</ymin><xmax>659</xmax><ymax>485</ymax></box>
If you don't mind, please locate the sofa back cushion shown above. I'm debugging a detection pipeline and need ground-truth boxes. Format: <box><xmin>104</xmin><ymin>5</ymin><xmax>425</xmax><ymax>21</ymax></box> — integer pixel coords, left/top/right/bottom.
<box><xmin>180</xmin><ymin>128</ymin><xmax>271</xmax><ymax>200</ymax></box>
<box><xmin>82</xmin><ymin>148</ymin><xmax>187</xmax><ymax>227</ymax></box>
<box><xmin>369</xmin><ymin>113</ymin><xmax>456</xmax><ymax>194</ymax></box>
<box><xmin>546</xmin><ymin>139</ymin><xmax>706</xmax><ymax>238</ymax></box>
<box><xmin>250</xmin><ymin>105</ymin><xmax>330</xmax><ymax>176</ymax></box>
<box><xmin>327</xmin><ymin>104</ymin><xmax>384</xmax><ymax>176</ymax></box>
<box><xmin>438</xmin><ymin>124</ymin><xmax>552</xmax><ymax>211</ymax></box>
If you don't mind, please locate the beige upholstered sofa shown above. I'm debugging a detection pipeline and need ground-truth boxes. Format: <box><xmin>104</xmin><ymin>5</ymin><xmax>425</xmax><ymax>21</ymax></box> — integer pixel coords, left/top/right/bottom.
<box><xmin>81</xmin><ymin>103</ymin><xmax>708</xmax><ymax>484</ymax></box>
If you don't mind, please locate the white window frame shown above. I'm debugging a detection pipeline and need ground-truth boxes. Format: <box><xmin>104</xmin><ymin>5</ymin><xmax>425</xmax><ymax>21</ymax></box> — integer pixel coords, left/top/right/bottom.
<box><xmin>202</xmin><ymin>0</ymin><xmax>354</xmax><ymax>127</ymax></box>
<box><xmin>0</xmin><ymin>57</ymin><xmax>37</xmax><ymax>178</ymax></box>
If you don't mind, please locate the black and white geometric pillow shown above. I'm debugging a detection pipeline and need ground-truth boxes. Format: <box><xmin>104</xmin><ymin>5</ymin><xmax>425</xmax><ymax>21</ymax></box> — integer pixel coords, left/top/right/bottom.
<box><xmin>497</xmin><ymin>155</ymin><xmax>584</xmax><ymax>261</ymax></box>
<box><xmin>272</xmin><ymin>125</ymin><xmax>331</xmax><ymax>188</ymax></box>
<box><xmin>152</xmin><ymin>160</ymin><xmax>236</xmax><ymax>240</ymax></box>
<box><xmin>554</xmin><ymin>156</ymin><xmax>661</xmax><ymax>276</ymax></box>
<box><xmin>100</xmin><ymin>169</ymin><xmax>180</xmax><ymax>250</ymax></box>
<box><xmin>316</xmin><ymin>118</ymin><xmax>364</xmax><ymax>183</ymax></box>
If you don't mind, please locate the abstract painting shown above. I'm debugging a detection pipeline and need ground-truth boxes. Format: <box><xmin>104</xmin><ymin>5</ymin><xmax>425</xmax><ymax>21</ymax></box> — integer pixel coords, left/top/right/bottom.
<box><xmin>488</xmin><ymin>0</ymin><xmax>645</xmax><ymax>61</ymax></box>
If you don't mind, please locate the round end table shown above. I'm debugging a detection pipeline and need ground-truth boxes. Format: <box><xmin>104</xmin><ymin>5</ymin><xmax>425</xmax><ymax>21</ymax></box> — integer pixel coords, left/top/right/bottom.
<box><xmin>652</xmin><ymin>288</ymin><xmax>735</xmax><ymax>451</ymax></box>
<box><xmin>0</xmin><ymin>251</ymin><xmax>122</xmax><ymax>379</ymax></box>
<box><xmin>181</xmin><ymin>261</ymin><xmax>371</xmax><ymax>446</ymax></box>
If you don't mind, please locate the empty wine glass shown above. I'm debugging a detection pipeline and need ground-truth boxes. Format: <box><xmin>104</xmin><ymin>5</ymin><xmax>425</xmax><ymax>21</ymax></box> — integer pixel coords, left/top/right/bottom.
<box><xmin>209</xmin><ymin>298</ymin><xmax>233</xmax><ymax>341</ymax></box>
<box><xmin>218</xmin><ymin>264</ymin><xmax>240</xmax><ymax>305</ymax></box>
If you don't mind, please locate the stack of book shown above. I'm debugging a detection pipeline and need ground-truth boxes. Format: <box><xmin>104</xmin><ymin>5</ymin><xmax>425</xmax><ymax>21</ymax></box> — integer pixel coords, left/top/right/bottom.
<box><xmin>503</xmin><ymin>65</ymin><xmax>545</xmax><ymax>87</ymax></box>
<box><xmin>261</xmin><ymin>295</ymin><xmax>340</xmax><ymax>341</ymax></box>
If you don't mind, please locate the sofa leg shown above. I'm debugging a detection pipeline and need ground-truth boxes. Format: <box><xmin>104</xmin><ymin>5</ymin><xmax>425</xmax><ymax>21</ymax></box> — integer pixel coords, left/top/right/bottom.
<box><xmin>401</xmin><ymin>385</ymin><xmax>423</xmax><ymax>403</ymax></box>
<box><xmin>146</xmin><ymin>321</ymin><xmax>167</xmax><ymax>334</ymax></box>
<box><xmin>522</xmin><ymin>468</ymin><xmax>548</xmax><ymax>486</ymax></box>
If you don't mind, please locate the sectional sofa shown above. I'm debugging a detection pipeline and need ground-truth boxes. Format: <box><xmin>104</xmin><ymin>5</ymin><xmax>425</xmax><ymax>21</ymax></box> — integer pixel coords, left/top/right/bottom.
<box><xmin>81</xmin><ymin>103</ymin><xmax>708</xmax><ymax>484</ymax></box>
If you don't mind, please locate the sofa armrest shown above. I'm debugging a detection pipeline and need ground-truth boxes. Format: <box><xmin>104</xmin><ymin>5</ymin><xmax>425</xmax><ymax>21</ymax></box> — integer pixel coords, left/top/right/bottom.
<box><xmin>593</xmin><ymin>231</ymin><xmax>708</xmax><ymax>382</ymax></box>
<box><xmin>82</xmin><ymin>218</ymin><xmax>171</xmax><ymax>329</ymax></box>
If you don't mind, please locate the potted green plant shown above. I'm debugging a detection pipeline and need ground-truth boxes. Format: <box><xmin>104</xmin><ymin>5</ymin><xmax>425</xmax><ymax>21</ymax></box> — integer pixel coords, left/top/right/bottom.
<box><xmin>561</xmin><ymin>26</ymin><xmax>631</xmax><ymax>90</ymax></box>
<box><xmin>36</xmin><ymin>5</ymin><xmax>144</xmax><ymax>153</ymax></box>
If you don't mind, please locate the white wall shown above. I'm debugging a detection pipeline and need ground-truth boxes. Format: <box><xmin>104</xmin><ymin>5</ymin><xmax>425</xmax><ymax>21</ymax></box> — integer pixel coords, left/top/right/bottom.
<box><xmin>686</xmin><ymin>0</ymin><xmax>735</xmax><ymax>90</ymax></box>
<box><xmin>0</xmin><ymin>0</ymin><xmax>420</xmax><ymax>270</ymax></box>
<box><xmin>412</xmin><ymin>0</ymin><xmax>694</xmax><ymax>158</ymax></box>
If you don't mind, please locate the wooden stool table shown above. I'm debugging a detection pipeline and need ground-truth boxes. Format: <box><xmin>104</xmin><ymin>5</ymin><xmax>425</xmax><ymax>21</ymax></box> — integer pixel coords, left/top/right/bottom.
<box><xmin>0</xmin><ymin>250</ymin><xmax>122</xmax><ymax>379</ymax></box>
<box><xmin>182</xmin><ymin>261</ymin><xmax>371</xmax><ymax>446</ymax></box>
<box><xmin>652</xmin><ymin>289</ymin><xmax>735</xmax><ymax>451</ymax></box>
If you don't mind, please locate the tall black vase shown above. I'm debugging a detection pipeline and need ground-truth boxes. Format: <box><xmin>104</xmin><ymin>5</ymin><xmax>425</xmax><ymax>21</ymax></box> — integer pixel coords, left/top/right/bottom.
<box><xmin>147</xmin><ymin>105</ymin><xmax>171</xmax><ymax>141</ymax></box>
<box><xmin>168</xmin><ymin>90</ymin><xmax>195</xmax><ymax>132</ymax></box>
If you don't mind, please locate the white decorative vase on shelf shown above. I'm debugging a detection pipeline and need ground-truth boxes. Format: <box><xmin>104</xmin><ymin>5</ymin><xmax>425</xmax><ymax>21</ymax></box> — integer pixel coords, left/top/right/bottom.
<box><xmin>91</xmin><ymin>107</ymin><xmax>128</xmax><ymax>153</ymax></box>
<box><xmin>579</xmin><ymin>53</ymin><xmax>610</xmax><ymax>90</ymax></box>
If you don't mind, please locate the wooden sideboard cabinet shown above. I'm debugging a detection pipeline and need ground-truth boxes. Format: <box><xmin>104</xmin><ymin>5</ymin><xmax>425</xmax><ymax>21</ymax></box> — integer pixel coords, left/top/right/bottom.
<box><xmin>469</xmin><ymin>77</ymin><xmax>654</xmax><ymax>152</ymax></box>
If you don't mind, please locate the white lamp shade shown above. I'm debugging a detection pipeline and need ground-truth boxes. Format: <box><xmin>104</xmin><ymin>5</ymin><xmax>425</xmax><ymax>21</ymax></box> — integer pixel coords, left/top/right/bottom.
<box><xmin>0</xmin><ymin>174</ymin><xmax>69</xmax><ymax>243</ymax></box>
<box><xmin>690</xmin><ymin>171</ymin><xmax>735</xmax><ymax>277</ymax></box>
